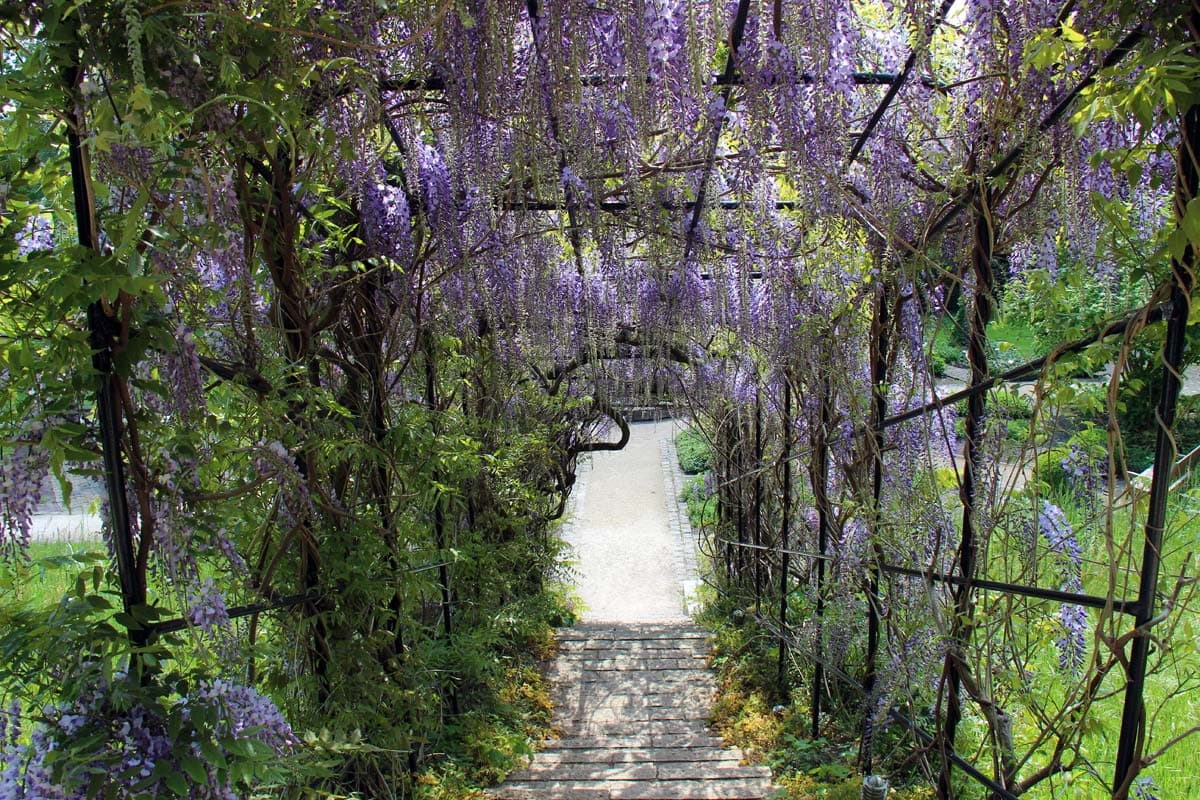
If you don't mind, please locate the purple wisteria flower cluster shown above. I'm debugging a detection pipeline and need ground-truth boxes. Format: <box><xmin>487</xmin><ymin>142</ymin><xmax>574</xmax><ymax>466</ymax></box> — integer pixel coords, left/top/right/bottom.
<box><xmin>252</xmin><ymin>440</ymin><xmax>314</xmax><ymax>535</ymax></box>
<box><xmin>14</xmin><ymin>216</ymin><xmax>53</xmax><ymax>256</ymax></box>
<box><xmin>1038</xmin><ymin>501</ymin><xmax>1088</xmax><ymax>674</ymax></box>
<box><xmin>1</xmin><ymin>674</ymin><xmax>294</xmax><ymax>799</ymax></box>
<box><xmin>361</xmin><ymin>167</ymin><xmax>413</xmax><ymax>267</ymax></box>
<box><xmin>642</xmin><ymin>0</ymin><xmax>684</xmax><ymax>85</ymax></box>
<box><xmin>1060</xmin><ymin>443</ymin><xmax>1103</xmax><ymax>504</ymax></box>
<box><xmin>186</xmin><ymin>578</ymin><xmax>231</xmax><ymax>633</ymax></box>
<box><xmin>864</xmin><ymin>625</ymin><xmax>941</xmax><ymax>753</ymax></box>
<box><xmin>1133</xmin><ymin>775</ymin><xmax>1161</xmax><ymax>800</ymax></box>
<box><xmin>0</xmin><ymin>445</ymin><xmax>49</xmax><ymax>561</ymax></box>
<box><xmin>163</xmin><ymin>323</ymin><xmax>206</xmax><ymax>421</ymax></box>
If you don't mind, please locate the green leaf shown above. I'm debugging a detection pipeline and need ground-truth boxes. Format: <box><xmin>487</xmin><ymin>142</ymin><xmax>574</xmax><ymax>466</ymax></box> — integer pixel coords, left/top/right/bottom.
<box><xmin>129</xmin><ymin>84</ymin><xmax>153</xmax><ymax>112</ymax></box>
<box><xmin>163</xmin><ymin>770</ymin><xmax>188</xmax><ymax>795</ymax></box>
<box><xmin>1182</xmin><ymin>196</ymin><xmax>1200</xmax><ymax>248</ymax></box>
<box><xmin>1168</xmin><ymin>227</ymin><xmax>1189</xmax><ymax>262</ymax></box>
<box><xmin>1060</xmin><ymin>23</ymin><xmax>1086</xmax><ymax>45</ymax></box>
<box><xmin>180</xmin><ymin>754</ymin><xmax>208</xmax><ymax>784</ymax></box>
<box><xmin>199</xmin><ymin>738</ymin><xmax>228</xmax><ymax>769</ymax></box>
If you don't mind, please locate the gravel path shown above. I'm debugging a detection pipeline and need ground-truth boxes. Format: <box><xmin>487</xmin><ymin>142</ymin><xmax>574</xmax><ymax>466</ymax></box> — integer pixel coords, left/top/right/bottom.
<box><xmin>563</xmin><ymin>420</ymin><xmax>694</xmax><ymax>623</ymax></box>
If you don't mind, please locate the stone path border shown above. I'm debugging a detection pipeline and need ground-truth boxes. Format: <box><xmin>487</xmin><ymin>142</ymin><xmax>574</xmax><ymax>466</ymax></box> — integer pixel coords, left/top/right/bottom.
<box><xmin>660</xmin><ymin>425</ymin><xmax>703</xmax><ymax>617</ymax></box>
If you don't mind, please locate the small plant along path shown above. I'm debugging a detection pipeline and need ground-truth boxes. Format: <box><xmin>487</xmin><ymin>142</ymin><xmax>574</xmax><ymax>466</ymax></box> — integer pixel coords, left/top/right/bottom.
<box><xmin>493</xmin><ymin>422</ymin><xmax>774</xmax><ymax>799</ymax></box>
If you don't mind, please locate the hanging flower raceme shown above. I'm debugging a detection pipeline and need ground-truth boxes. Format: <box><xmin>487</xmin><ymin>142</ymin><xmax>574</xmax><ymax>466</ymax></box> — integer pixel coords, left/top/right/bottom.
<box><xmin>1038</xmin><ymin>500</ymin><xmax>1088</xmax><ymax>675</ymax></box>
<box><xmin>642</xmin><ymin>0</ymin><xmax>684</xmax><ymax>85</ymax></box>
<box><xmin>360</xmin><ymin>167</ymin><xmax>414</xmax><ymax>267</ymax></box>
<box><xmin>0</xmin><ymin>443</ymin><xmax>49</xmax><ymax>561</ymax></box>
<box><xmin>15</xmin><ymin>215</ymin><xmax>54</xmax><ymax>256</ymax></box>
<box><xmin>163</xmin><ymin>323</ymin><xmax>205</xmax><ymax>421</ymax></box>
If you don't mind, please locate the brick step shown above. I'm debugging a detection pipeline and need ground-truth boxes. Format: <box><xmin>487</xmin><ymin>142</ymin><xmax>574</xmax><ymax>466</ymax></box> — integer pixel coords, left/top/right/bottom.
<box><xmin>551</xmin><ymin>690</ymin><xmax>715</xmax><ymax>706</ymax></box>
<box><xmin>544</xmin><ymin>733</ymin><xmax>729</xmax><ymax>750</ymax></box>
<box><xmin>493</xmin><ymin>777</ymin><xmax>774</xmax><ymax>799</ymax></box>
<box><xmin>561</xmin><ymin>674</ymin><xmax>711</xmax><ymax>689</ymax></box>
<box><xmin>490</xmin><ymin>623</ymin><xmax>775</xmax><ymax>800</ymax></box>
<box><xmin>558</xmin><ymin>639</ymin><xmax>710</xmax><ymax>653</ymax></box>
<box><xmin>549</xmin><ymin>655</ymin><xmax>709</xmax><ymax>669</ymax></box>
<box><xmin>553</xmin><ymin>708</ymin><xmax>711</xmax><ymax>725</ymax></box>
<box><xmin>556</xmin><ymin>720</ymin><xmax>714</xmax><ymax>737</ymax></box>
<box><xmin>556</xmin><ymin>626</ymin><xmax>708</xmax><ymax>642</ymax></box>
<box><xmin>553</xmin><ymin>656</ymin><xmax>710</xmax><ymax>668</ymax></box>
<box><xmin>507</xmin><ymin>762</ymin><xmax>771</xmax><ymax>782</ymax></box>
<box><xmin>530</xmin><ymin>747</ymin><xmax>746</xmax><ymax>765</ymax></box>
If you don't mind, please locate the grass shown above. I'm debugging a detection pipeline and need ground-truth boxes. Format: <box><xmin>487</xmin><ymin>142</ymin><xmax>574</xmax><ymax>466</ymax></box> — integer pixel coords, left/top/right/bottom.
<box><xmin>988</xmin><ymin>318</ymin><xmax>1042</xmax><ymax>368</ymax></box>
<box><xmin>1119</xmin><ymin>394</ymin><xmax>1200</xmax><ymax>474</ymax></box>
<box><xmin>944</xmin><ymin>474</ymin><xmax>1200</xmax><ymax>799</ymax></box>
<box><xmin>1</xmin><ymin>540</ymin><xmax>107</xmax><ymax>608</ymax></box>
<box><xmin>929</xmin><ymin>316</ymin><xmax>1046</xmax><ymax>376</ymax></box>
<box><xmin>681</xmin><ymin>474</ymin><xmax>718</xmax><ymax>529</ymax></box>
<box><xmin>929</xmin><ymin>324</ymin><xmax>966</xmax><ymax>376</ymax></box>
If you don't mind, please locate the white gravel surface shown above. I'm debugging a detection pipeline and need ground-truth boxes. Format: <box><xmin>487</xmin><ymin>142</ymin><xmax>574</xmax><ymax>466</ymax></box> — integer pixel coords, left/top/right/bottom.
<box><xmin>564</xmin><ymin>420</ymin><xmax>692</xmax><ymax>623</ymax></box>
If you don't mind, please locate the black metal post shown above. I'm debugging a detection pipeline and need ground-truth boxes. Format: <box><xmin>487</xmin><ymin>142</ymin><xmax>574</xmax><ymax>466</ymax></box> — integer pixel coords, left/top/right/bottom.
<box><xmin>777</xmin><ymin>377</ymin><xmax>793</xmax><ymax>699</ymax></box>
<box><xmin>64</xmin><ymin>63</ymin><xmax>146</xmax><ymax>642</ymax></box>
<box><xmin>735</xmin><ymin>406</ymin><xmax>748</xmax><ymax>585</ymax></box>
<box><xmin>754</xmin><ymin>383</ymin><xmax>764</xmax><ymax>613</ymax></box>
<box><xmin>811</xmin><ymin>381</ymin><xmax>832</xmax><ymax>739</ymax></box>
<box><xmin>1112</xmin><ymin>76</ymin><xmax>1199</xmax><ymax>800</ymax></box>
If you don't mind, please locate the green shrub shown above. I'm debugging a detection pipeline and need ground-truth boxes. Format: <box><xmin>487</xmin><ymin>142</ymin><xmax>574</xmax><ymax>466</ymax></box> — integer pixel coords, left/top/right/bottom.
<box><xmin>676</xmin><ymin>428</ymin><xmax>712</xmax><ymax>474</ymax></box>
<box><xmin>1006</xmin><ymin>419</ymin><xmax>1030</xmax><ymax>443</ymax></box>
<box><xmin>1032</xmin><ymin>428</ymin><xmax>1107</xmax><ymax>494</ymax></box>
<box><xmin>989</xmin><ymin>386</ymin><xmax>1033</xmax><ymax>419</ymax></box>
<box><xmin>929</xmin><ymin>325</ymin><xmax>965</xmax><ymax>375</ymax></box>
<box><xmin>681</xmin><ymin>474</ymin><xmax>717</xmax><ymax>529</ymax></box>
<box><xmin>929</xmin><ymin>350</ymin><xmax>947</xmax><ymax>378</ymax></box>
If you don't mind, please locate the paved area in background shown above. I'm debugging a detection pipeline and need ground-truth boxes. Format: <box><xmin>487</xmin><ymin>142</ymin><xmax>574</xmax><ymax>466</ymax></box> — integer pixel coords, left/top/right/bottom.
<box><xmin>561</xmin><ymin>420</ymin><xmax>694</xmax><ymax>622</ymax></box>
<box><xmin>29</xmin><ymin>473</ymin><xmax>104</xmax><ymax>542</ymax></box>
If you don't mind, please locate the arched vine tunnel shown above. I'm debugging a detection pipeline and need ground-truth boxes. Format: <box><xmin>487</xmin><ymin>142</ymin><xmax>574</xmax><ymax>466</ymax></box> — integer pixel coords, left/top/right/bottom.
<box><xmin>1</xmin><ymin>1</ymin><xmax>1199</xmax><ymax>798</ymax></box>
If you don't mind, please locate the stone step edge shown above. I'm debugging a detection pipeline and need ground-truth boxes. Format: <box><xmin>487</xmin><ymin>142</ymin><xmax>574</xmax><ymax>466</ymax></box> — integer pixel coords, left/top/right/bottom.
<box><xmin>528</xmin><ymin>747</ymin><xmax>747</xmax><ymax>764</ymax></box>
<box><xmin>508</xmin><ymin>764</ymin><xmax>771</xmax><ymax>781</ymax></box>
<box><xmin>491</xmin><ymin>777</ymin><xmax>774</xmax><ymax>800</ymax></box>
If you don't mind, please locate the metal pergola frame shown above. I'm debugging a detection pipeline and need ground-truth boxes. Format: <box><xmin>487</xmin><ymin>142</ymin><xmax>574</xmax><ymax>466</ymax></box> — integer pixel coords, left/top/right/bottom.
<box><xmin>61</xmin><ymin>3</ymin><xmax>1196</xmax><ymax>798</ymax></box>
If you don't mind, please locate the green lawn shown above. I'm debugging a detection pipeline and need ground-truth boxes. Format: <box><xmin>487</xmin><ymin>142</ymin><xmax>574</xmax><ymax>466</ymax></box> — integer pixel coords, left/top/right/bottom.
<box><xmin>989</xmin><ymin>318</ymin><xmax>1042</xmax><ymax>367</ymax></box>
<box><xmin>1</xmin><ymin>540</ymin><xmax>108</xmax><ymax>608</ymax></box>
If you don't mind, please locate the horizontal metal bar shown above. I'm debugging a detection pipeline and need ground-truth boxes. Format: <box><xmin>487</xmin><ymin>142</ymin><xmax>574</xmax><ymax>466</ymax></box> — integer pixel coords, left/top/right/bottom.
<box><xmin>878</xmin><ymin>562</ymin><xmax>1137</xmax><ymax>613</ymax></box>
<box><xmin>382</xmin><ymin>71</ymin><xmax>935</xmax><ymax>94</ymax></box>
<box><xmin>721</xmin><ymin>538</ymin><xmax>1134</xmax><ymax>612</ymax></box>
<box><xmin>886</xmin><ymin>708</ymin><xmax>1023</xmax><ymax>800</ymax></box>
<box><xmin>720</xmin><ymin>538</ymin><xmax>834</xmax><ymax>562</ymax></box>
<box><xmin>145</xmin><ymin>556</ymin><xmax>456</xmax><ymax>635</ymax></box>
<box><xmin>149</xmin><ymin>592</ymin><xmax>316</xmax><ymax>635</ymax></box>
<box><xmin>883</xmin><ymin>301</ymin><xmax>1167</xmax><ymax>429</ymax></box>
<box><xmin>507</xmin><ymin>198</ymin><xmax>801</xmax><ymax>212</ymax></box>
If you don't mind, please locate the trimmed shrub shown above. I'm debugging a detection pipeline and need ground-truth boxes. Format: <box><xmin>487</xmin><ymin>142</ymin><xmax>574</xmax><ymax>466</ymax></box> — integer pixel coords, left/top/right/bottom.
<box><xmin>676</xmin><ymin>428</ymin><xmax>712</xmax><ymax>474</ymax></box>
